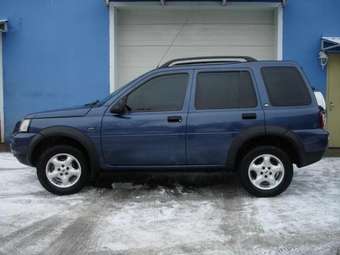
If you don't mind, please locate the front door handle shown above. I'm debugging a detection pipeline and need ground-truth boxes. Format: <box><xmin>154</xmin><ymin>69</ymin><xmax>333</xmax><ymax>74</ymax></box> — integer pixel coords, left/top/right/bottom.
<box><xmin>167</xmin><ymin>116</ymin><xmax>182</xmax><ymax>123</ymax></box>
<box><xmin>242</xmin><ymin>113</ymin><xmax>257</xmax><ymax>120</ymax></box>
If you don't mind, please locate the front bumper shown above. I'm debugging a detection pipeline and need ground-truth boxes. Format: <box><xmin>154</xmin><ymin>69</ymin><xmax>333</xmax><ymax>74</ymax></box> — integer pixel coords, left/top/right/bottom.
<box><xmin>10</xmin><ymin>132</ymin><xmax>42</xmax><ymax>166</ymax></box>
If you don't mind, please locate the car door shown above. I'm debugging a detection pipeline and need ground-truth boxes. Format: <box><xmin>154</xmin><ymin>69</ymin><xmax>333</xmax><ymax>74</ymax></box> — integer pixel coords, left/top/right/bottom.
<box><xmin>101</xmin><ymin>71</ymin><xmax>192</xmax><ymax>166</ymax></box>
<box><xmin>186</xmin><ymin>68</ymin><xmax>264</xmax><ymax>166</ymax></box>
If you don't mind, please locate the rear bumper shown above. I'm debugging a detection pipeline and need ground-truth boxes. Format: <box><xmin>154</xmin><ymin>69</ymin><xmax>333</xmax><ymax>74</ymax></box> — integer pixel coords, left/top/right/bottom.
<box><xmin>10</xmin><ymin>132</ymin><xmax>42</xmax><ymax>166</ymax></box>
<box><xmin>296</xmin><ymin>129</ymin><xmax>329</xmax><ymax>167</ymax></box>
<box><xmin>300</xmin><ymin>150</ymin><xmax>326</xmax><ymax>167</ymax></box>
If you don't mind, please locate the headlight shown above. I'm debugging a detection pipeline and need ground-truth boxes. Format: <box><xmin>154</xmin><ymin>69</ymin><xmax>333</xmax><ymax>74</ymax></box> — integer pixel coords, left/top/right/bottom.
<box><xmin>19</xmin><ymin>119</ymin><xmax>31</xmax><ymax>133</ymax></box>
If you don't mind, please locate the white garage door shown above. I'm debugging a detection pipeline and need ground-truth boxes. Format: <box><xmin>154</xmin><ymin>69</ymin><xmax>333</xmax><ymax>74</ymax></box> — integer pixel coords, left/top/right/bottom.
<box><xmin>116</xmin><ymin>8</ymin><xmax>277</xmax><ymax>87</ymax></box>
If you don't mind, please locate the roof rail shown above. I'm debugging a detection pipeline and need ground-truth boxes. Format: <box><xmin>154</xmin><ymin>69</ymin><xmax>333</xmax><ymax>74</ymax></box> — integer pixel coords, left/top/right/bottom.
<box><xmin>159</xmin><ymin>56</ymin><xmax>257</xmax><ymax>68</ymax></box>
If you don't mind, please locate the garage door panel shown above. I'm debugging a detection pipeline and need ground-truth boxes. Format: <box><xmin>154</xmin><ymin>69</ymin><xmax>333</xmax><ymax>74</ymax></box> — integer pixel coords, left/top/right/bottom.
<box><xmin>118</xmin><ymin>9</ymin><xmax>188</xmax><ymax>25</ymax></box>
<box><xmin>118</xmin><ymin>25</ymin><xmax>183</xmax><ymax>46</ymax></box>
<box><xmin>117</xmin><ymin>45</ymin><xmax>275</xmax><ymax>87</ymax></box>
<box><xmin>115</xmin><ymin>8</ymin><xmax>277</xmax><ymax>87</ymax></box>
<box><xmin>164</xmin><ymin>46</ymin><xmax>275</xmax><ymax>61</ymax></box>
<box><xmin>119</xmin><ymin>24</ymin><xmax>275</xmax><ymax>47</ymax></box>
<box><xmin>118</xmin><ymin>45</ymin><xmax>275</xmax><ymax>68</ymax></box>
<box><xmin>175</xmin><ymin>24</ymin><xmax>275</xmax><ymax>46</ymax></box>
<box><xmin>118</xmin><ymin>9</ymin><xmax>274</xmax><ymax>25</ymax></box>
<box><xmin>117</xmin><ymin>66</ymin><xmax>152</xmax><ymax>87</ymax></box>
<box><xmin>188</xmin><ymin>9</ymin><xmax>274</xmax><ymax>24</ymax></box>
<box><xmin>118</xmin><ymin>46</ymin><xmax>168</xmax><ymax>67</ymax></box>
<box><xmin>119</xmin><ymin>46</ymin><xmax>275</xmax><ymax>62</ymax></box>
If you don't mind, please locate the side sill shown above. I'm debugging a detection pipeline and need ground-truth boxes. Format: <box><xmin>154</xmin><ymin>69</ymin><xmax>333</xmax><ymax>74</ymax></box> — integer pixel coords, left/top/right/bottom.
<box><xmin>100</xmin><ymin>164</ymin><xmax>226</xmax><ymax>172</ymax></box>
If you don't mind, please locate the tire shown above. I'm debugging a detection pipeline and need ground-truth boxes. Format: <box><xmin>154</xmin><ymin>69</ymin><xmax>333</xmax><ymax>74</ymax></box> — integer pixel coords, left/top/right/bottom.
<box><xmin>36</xmin><ymin>145</ymin><xmax>89</xmax><ymax>195</ymax></box>
<box><xmin>238</xmin><ymin>146</ymin><xmax>293</xmax><ymax>197</ymax></box>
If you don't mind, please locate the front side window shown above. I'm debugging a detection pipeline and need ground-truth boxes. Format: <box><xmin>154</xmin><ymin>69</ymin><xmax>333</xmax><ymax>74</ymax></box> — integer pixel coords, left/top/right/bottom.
<box><xmin>195</xmin><ymin>71</ymin><xmax>257</xmax><ymax>110</ymax></box>
<box><xmin>127</xmin><ymin>73</ymin><xmax>189</xmax><ymax>112</ymax></box>
<box><xmin>261</xmin><ymin>67</ymin><xmax>312</xmax><ymax>106</ymax></box>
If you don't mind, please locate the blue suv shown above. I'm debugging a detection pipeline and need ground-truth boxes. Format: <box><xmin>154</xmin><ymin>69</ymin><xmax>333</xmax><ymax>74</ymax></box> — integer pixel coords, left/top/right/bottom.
<box><xmin>10</xmin><ymin>56</ymin><xmax>328</xmax><ymax>197</ymax></box>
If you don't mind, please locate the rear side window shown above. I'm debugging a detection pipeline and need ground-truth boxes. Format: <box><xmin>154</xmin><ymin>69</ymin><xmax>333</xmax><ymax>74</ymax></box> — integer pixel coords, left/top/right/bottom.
<box><xmin>261</xmin><ymin>67</ymin><xmax>311</xmax><ymax>106</ymax></box>
<box><xmin>195</xmin><ymin>71</ymin><xmax>257</xmax><ymax>109</ymax></box>
<box><xmin>127</xmin><ymin>73</ymin><xmax>188</xmax><ymax>112</ymax></box>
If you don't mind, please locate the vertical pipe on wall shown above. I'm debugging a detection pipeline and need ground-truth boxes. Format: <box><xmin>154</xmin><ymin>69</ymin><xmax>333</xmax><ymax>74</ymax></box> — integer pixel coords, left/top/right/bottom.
<box><xmin>109</xmin><ymin>5</ymin><xmax>118</xmax><ymax>92</ymax></box>
<box><xmin>0</xmin><ymin>33</ymin><xmax>4</xmax><ymax>143</ymax></box>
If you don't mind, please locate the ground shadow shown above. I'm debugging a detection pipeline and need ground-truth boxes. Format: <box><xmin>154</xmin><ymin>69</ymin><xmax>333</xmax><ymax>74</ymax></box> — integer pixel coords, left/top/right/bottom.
<box><xmin>95</xmin><ymin>170</ymin><xmax>241</xmax><ymax>191</ymax></box>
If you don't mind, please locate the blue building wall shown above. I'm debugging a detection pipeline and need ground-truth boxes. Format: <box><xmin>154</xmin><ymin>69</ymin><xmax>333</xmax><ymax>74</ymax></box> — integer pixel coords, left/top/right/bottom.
<box><xmin>0</xmin><ymin>0</ymin><xmax>109</xmax><ymax>140</ymax></box>
<box><xmin>0</xmin><ymin>0</ymin><xmax>339</xmax><ymax>141</ymax></box>
<box><xmin>283</xmin><ymin>0</ymin><xmax>340</xmax><ymax>95</ymax></box>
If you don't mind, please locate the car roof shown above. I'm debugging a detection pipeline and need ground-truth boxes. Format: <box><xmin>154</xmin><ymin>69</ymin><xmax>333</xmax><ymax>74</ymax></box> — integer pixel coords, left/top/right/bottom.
<box><xmin>157</xmin><ymin>60</ymin><xmax>300</xmax><ymax>72</ymax></box>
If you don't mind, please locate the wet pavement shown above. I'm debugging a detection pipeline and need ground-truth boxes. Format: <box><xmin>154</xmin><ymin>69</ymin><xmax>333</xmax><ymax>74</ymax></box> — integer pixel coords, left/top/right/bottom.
<box><xmin>0</xmin><ymin>153</ymin><xmax>340</xmax><ymax>255</ymax></box>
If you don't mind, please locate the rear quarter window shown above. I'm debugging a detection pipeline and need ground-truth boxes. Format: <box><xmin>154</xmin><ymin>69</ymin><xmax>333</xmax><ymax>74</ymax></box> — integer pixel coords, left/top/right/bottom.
<box><xmin>261</xmin><ymin>67</ymin><xmax>312</xmax><ymax>106</ymax></box>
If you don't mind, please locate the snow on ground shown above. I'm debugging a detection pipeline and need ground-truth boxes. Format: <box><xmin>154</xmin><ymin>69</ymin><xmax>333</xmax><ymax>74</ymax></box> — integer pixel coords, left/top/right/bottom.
<box><xmin>0</xmin><ymin>153</ymin><xmax>340</xmax><ymax>255</ymax></box>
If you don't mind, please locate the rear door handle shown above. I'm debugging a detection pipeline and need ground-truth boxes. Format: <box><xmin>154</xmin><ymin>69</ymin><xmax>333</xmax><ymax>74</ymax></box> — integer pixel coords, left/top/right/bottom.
<box><xmin>242</xmin><ymin>113</ymin><xmax>257</xmax><ymax>120</ymax></box>
<box><xmin>167</xmin><ymin>116</ymin><xmax>182</xmax><ymax>123</ymax></box>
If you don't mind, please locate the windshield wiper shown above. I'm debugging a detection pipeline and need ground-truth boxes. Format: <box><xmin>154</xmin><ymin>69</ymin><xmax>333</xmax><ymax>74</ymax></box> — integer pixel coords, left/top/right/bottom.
<box><xmin>85</xmin><ymin>100</ymin><xmax>99</xmax><ymax>107</ymax></box>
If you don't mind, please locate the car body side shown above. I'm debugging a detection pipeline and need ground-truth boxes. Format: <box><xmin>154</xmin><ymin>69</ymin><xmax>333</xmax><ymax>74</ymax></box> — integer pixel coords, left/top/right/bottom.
<box><xmin>10</xmin><ymin>61</ymin><xmax>329</xmax><ymax>181</ymax></box>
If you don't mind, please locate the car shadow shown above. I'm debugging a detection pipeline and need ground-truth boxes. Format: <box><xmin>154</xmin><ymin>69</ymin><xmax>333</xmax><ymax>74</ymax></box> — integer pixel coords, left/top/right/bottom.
<box><xmin>94</xmin><ymin>171</ymin><xmax>242</xmax><ymax>194</ymax></box>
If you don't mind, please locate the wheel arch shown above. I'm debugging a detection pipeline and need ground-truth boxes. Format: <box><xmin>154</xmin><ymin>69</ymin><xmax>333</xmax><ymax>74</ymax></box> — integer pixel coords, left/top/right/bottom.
<box><xmin>28</xmin><ymin>126</ymin><xmax>100</xmax><ymax>182</ymax></box>
<box><xmin>226</xmin><ymin>126</ymin><xmax>305</xmax><ymax>171</ymax></box>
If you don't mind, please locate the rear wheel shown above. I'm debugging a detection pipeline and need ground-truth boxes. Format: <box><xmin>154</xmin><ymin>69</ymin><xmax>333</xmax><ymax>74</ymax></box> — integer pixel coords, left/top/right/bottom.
<box><xmin>36</xmin><ymin>145</ymin><xmax>89</xmax><ymax>195</ymax></box>
<box><xmin>238</xmin><ymin>146</ymin><xmax>293</xmax><ymax>197</ymax></box>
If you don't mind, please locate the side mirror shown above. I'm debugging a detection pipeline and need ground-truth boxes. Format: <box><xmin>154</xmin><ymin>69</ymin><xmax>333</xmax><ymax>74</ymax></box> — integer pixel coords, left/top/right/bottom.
<box><xmin>110</xmin><ymin>96</ymin><xmax>128</xmax><ymax>114</ymax></box>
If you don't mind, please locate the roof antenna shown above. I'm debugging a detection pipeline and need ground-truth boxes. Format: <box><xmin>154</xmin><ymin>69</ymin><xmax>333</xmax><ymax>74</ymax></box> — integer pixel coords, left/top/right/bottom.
<box><xmin>156</xmin><ymin>15</ymin><xmax>189</xmax><ymax>68</ymax></box>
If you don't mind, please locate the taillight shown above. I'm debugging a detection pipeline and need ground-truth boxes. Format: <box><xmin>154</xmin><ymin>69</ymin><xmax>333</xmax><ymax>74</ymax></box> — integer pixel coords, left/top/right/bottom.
<box><xmin>319</xmin><ymin>107</ymin><xmax>326</xmax><ymax>129</ymax></box>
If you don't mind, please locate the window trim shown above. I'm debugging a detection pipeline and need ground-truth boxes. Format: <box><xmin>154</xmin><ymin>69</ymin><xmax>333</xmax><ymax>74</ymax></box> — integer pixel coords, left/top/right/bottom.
<box><xmin>124</xmin><ymin>72</ymin><xmax>191</xmax><ymax>114</ymax></box>
<box><xmin>191</xmin><ymin>69</ymin><xmax>259</xmax><ymax>112</ymax></box>
<box><xmin>260</xmin><ymin>66</ymin><xmax>312</xmax><ymax>107</ymax></box>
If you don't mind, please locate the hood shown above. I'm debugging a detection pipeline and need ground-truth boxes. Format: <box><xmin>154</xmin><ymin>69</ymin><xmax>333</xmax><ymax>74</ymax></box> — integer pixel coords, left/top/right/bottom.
<box><xmin>26</xmin><ymin>105</ymin><xmax>92</xmax><ymax>119</ymax></box>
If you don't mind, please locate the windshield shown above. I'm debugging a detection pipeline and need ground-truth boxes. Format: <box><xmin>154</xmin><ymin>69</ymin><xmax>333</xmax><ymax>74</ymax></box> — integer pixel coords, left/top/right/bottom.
<box><xmin>97</xmin><ymin>86</ymin><xmax>126</xmax><ymax>106</ymax></box>
<box><xmin>96</xmin><ymin>69</ymin><xmax>156</xmax><ymax>106</ymax></box>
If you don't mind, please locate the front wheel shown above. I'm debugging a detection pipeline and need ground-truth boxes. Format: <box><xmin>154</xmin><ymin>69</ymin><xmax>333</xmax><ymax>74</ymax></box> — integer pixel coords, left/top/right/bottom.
<box><xmin>36</xmin><ymin>145</ymin><xmax>89</xmax><ymax>195</ymax></box>
<box><xmin>238</xmin><ymin>146</ymin><xmax>293</xmax><ymax>197</ymax></box>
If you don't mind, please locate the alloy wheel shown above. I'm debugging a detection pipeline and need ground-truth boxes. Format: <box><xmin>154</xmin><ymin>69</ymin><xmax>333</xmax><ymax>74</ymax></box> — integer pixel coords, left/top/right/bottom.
<box><xmin>45</xmin><ymin>153</ymin><xmax>82</xmax><ymax>188</ymax></box>
<box><xmin>248</xmin><ymin>154</ymin><xmax>285</xmax><ymax>191</ymax></box>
